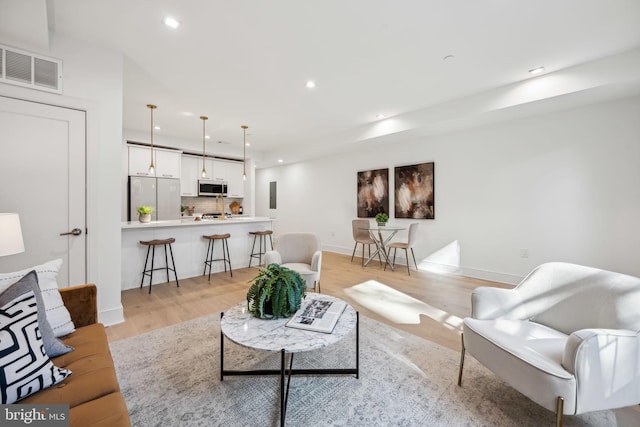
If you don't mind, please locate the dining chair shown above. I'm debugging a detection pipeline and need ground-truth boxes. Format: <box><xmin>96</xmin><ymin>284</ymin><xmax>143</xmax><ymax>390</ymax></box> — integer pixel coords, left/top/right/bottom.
<box><xmin>351</xmin><ymin>219</ymin><xmax>381</xmax><ymax>266</ymax></box>
<box><xmin>385</xmin><ymin>222</ymin><xmax>419</xmax><ymax>275</ymax></box>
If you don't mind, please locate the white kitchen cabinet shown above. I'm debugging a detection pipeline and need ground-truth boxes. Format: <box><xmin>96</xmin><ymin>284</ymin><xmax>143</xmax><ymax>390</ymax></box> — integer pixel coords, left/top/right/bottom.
<box><xmin>226</xmin><ymin>161</ymin><xmax>245</xmax><ymax>198</ymax></box>
<box><xmin>154</xmin><ymin>149</ymin><xmax>181</xmax><ymax>178</ymax></box>
<box><xmin>180</xmin><ymin>155</ymin><xmax>200</xmax><ymax>196</ymax></box>
<box><xmin>129</xmin><ymin>145</ymin><xmax>181</xmax><ymax>178</ymax></box>
<box><xmin>211</xmin><ymin>160</ymin><xmax>227</xmax><ymax>181</ymax></box>
<box><xmin>128</xmin><ymin>146</ymin><xmax>155</xmax><ymax>176</ymax></box>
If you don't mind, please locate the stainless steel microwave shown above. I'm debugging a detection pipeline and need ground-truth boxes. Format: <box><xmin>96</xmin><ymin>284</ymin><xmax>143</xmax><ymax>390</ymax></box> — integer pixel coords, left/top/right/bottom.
<box><xmin>198</xmin><ymin>180</ymin><xmax>227</xmax><ymax>196</ymax></box>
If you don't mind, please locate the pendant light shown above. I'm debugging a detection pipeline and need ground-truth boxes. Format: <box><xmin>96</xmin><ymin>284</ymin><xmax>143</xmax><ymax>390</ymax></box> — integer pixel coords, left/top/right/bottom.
<box><xmin>147</xmin><ymin>104</ymin><xmax>157</xmax><ymax>173</ymax></box>
<box><xmin>241</xmin><ymin>125</ymin><xmax>248</xmax><ymax>181</ymax></box>
<box><xmin>200</xmin><ymin>116</ymin><xmax>208</xmax><ymax>178</ymax></box>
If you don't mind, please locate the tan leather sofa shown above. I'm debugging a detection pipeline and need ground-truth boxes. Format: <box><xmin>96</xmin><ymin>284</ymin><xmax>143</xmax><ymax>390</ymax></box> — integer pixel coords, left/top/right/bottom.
<box><xmin>21</xmin><ymin>284</ymin><xmax>131</xmax><ymax>427</ymax></box>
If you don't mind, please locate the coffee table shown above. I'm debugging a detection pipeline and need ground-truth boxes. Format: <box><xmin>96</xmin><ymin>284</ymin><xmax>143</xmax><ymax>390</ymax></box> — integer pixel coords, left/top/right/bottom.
<box><xmin>220</xmin><ymin>294</ymin><xmax>359</xmax><ymax>427</ymax></box>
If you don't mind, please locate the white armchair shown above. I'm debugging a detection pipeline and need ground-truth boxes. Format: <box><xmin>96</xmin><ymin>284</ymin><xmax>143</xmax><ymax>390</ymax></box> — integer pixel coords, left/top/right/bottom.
<box><xmin>458</xmin><ymin>262</ymin><xmax>640</xmax><ymax>426</ymax></box>
<box><xmin>264</xmin><ymin>232</ymin><xmax>322</xmax><ymax>292</ymax></box>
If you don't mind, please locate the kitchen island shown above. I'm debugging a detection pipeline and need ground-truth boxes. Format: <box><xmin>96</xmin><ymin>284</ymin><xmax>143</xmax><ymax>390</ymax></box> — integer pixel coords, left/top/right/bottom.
<box><xmin>121</xmin><ymin>216</ymin><xmax>273</xmax><ymax>290</ymax></box>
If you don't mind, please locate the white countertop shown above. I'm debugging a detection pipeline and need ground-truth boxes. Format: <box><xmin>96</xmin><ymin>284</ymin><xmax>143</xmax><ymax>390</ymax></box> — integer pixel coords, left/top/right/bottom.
<box><xmin>122</xmin><ymin>216</ymin><xmax>273</xmax><ymax>229</ymax></box>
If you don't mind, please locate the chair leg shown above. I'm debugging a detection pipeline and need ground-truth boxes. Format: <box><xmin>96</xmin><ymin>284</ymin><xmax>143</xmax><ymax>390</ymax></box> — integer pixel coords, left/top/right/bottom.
<box><xmin>140</xmin><ymin>245</ymin><xmax>151</xmax><ymax>288</ymax></box>
<box><xmin>208</xmin><ymin>240</ymin><xmax>215</xmax><ymax>281</ymax></box>
<box><xmin>149</xmin><ymin>245</ymin><xmax>156</xmax><ymax>294</ymax></box>
<box><xmin>203</xmin><ymin>239</ymin><xmax>211</xmax><ymax>277</ymax></box>
<box><xmin>404</xmin><ymin>248</ymin><xmax>410</xmax><ymax>275</ymax></box>
<box><xmin>556</xmin><ymin>397</ymin><xmax>564</xmax><ymax>427</ymax></box>
<box><xmin>410</xmin><ymin>247</ymin><xmax>418</xmax><ymax>271</ymax></box>
<box><xmin>351</xmin><ymin>242</ymin><xmax>358</xmax><ymax>262</ymax></box>
<box><xmin>164</xmin><ymin>244</ymin><xmax>170</xmax><ymax>282</ymax></box>
<box><xmin>361</xmin><ymin>243</ymin><xmax>365</xmax><ymax>267</ymax></box>
<box><xmin>224</xmin><ymin>239</ymin><xmax>233</xmax><ymax>277</ymax></box>
<box><xmin>249</xmin><ymin>235</ymin><xmax>258</xmax><ymax>268</ymax></box>
<box><xmin>168</xmin><ymin>243</ymin><xmax>179</xmax><ymax>288</ymax></box>
<box><xmin>457</xmin><ymin>333</ymin><xmax>465</xmax><ymax>386</ymax></box>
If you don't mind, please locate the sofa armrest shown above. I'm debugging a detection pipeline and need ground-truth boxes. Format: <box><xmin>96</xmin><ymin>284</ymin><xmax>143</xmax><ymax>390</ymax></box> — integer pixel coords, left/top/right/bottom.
<box><xmin>59</xmin><ymin>283</ymin><xmax>98</xmax><ymax>328</ymax></box>
<box><xmin>562</xmin><ymin>328</ymin><xmax>640</xmax><ymax>412</ymax></box>
<box><xmin>471</xmin><ymin>286</ymin><xmax>525</xmax><ymax>320</ymax></box>
<box><xmin>311</xmin><ymin>250</ymin><xmax>322</xmax><ymax>272</ymax></box>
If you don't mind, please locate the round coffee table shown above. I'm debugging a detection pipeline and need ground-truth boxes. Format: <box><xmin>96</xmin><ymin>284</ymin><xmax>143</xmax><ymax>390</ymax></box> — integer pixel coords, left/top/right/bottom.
<box><xmin>220</xmin><ymin>294</ymin><xmax>359</xmax><ymax>427</ymax></box>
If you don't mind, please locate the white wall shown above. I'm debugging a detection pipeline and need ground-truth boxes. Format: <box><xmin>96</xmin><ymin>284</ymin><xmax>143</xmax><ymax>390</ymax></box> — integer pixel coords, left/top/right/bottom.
<box><xmin>256</xmin><ymin>95</ymin><xmax>640</xmax><ymax>284</ymax></box>
<box><xmin>0</xmin><ymin>33</ymin><xmax>125</xmax><ymax>324</ymax></box>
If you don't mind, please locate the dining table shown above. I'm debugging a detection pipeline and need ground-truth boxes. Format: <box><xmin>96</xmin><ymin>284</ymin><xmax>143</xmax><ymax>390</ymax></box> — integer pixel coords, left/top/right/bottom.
<box><xmin>358</xmin><ymin>225</ymin><xmax>406</xmax><ymax>271</ymax></box>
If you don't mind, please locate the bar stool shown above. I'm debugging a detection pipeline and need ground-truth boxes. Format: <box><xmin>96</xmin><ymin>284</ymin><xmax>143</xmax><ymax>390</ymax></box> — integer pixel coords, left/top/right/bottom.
<box><xmin>248</xmin><ymin>230</ymin><xmax>273</xmax><ymax>268</ymax></box>
<box><xmin>203</xmin><ymin>233</ymin><xmax>232</xmax><ymax>281</ymax></box>
<box><xmin>139</xmin><ymin>238</ymin><xmax>179</xmax><ymax>294</ymax></box>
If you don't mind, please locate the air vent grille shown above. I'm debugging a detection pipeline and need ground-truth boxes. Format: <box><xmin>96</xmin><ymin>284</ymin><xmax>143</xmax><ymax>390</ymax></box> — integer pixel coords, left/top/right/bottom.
<box><xmin>0</xmin><ymin>44</ymin><xmax>62</xmax><ymax>93</ymax></box>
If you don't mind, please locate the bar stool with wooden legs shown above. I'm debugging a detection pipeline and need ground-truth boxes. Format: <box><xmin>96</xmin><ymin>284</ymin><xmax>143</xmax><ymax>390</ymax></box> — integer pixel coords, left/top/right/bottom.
<box><xmin>139</xmin><ymin>238</ymin><xmax>179</xmax><ymax>294</ymax></box>
<box><xmin>248</xmin><ymin>230</ymin><xmax>273</xmax><ymax>268</ymax></box>
<box><xmin>203</xmin><ymin>233</ymin><xmax>232</xmax><ymax>281</ymax></box>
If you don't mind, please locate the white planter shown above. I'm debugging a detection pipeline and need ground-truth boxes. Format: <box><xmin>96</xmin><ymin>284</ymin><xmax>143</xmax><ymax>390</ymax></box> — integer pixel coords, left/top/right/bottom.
<box><xmin>139</xmin><ymin>213</ymin><xmax>151</xmax><ymax>223</ymax></box>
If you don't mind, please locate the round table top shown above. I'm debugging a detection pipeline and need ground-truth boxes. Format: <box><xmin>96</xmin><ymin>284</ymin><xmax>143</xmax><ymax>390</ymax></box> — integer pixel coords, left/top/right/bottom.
<box><xmin>220</xmin><ymin>294</ymin><xmax>357</xmax><ymax>353</ymax></box>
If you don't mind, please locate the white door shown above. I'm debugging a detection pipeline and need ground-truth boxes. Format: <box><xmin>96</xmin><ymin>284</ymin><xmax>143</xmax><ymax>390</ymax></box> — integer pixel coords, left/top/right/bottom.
<box><xmin>0</xmin><ymin>96</ymin><xmax>86</xmax><ymax>286</ymax></box>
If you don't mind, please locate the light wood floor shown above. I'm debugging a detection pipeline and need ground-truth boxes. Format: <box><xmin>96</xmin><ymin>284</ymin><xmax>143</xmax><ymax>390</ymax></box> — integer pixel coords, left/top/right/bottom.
<box><xmin>106</xmin><ymin>251</ymin><xmax>510</xmax><ymax>351</ymax></box>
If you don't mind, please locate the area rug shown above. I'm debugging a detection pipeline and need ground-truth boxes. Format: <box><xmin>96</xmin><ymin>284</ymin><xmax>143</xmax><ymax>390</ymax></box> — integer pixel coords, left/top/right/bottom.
<box><xmin>109</xmin><ymin>313</ymin><xmax>615</xmax><ymax>427</ymax></box>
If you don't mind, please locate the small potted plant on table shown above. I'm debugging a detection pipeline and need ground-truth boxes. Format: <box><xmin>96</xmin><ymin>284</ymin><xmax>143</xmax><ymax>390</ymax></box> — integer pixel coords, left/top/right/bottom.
<box><xmin>137</xmin><ymin>205</ymin><xmax>154</xmax><ymax>223</ymax></box>
<box><xmin>247</xmin><ymin>264</ymin><xmax>306</xmax><ymax>318</ymax></box>
<box><xmin>375</xmin><ymin>212</ymin><xmax>389</xmax><ymax>227</ymax></box>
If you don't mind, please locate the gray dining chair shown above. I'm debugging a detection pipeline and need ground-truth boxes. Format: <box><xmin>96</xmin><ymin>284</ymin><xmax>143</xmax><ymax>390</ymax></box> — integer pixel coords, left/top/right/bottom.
<box><xmin>385</xmin><ymin>223</ymin><xmax>419</xmax><ymax>275</ymax></box>
<box><xmin>351</xmin><ymin>219</ymin><xmax>382</xmax><ymax>266</ymax></box>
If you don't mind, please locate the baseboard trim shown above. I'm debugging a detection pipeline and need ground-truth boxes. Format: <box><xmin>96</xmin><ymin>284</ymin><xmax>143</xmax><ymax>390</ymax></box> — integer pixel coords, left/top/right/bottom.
<box><xmin>99</xmin><ymin>305</ymin><xmax>125</xmax><ymax>326</ymax></box>
<box><xmin>323</xmin><ymin>246</ymin><xmax>522</xmax><ymax>286</ymax></box>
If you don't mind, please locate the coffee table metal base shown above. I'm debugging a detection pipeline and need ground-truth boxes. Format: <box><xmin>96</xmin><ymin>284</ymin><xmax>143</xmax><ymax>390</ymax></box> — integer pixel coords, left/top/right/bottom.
<box><xmin>220</xmin><ymin>311</ymin><xmax>360</xmax><ymax>427</ymax></box>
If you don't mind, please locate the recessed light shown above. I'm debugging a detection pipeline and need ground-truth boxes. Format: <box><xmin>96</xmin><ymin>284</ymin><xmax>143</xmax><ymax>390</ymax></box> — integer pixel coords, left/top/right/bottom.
<box><xmin>278</xmin><ymin>159</ymin><xmax>284</xmax><ymax>163</ymax></box>
<box><xmin>305</xmin><ymin>81</ymin><xmax>316</xmax><ymax>89</ymax></box>
<box><xmin>154</xmin><ymin>126</ymin><xmax>161</xmax><ymax>130</ymax></box>
<box><xmin>163</xmin><ymin>16</ymin><xmax>180</xmax><ymax>29</ymax></box>
<box><xmin>528</xmin><ymin>66</ymin><xmax>545</xmax><ymax>75</ymax></box>
<box><xmin>205</xmin><ymin>135</ymin><xmax>210</xmax><ymax>139</ymax></box>
<box><xmin>376</xmin><ymin>114</ymin><xmax>386</xmax><ymax>119</ymax></box>
<box><xmin>181</xmin><ymin>112</ymin><xmax>193</xmax><ymax>117</ymax></box>
<box><xmin>245</xmin><ymin>143</ymin><xmax>250</xmax><ymax>147</ymax></box>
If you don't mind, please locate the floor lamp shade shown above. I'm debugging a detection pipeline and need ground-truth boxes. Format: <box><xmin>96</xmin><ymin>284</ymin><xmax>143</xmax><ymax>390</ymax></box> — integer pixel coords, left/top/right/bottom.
<box><xmin>0</xmin><ymin>213</ymin><xmax>25</xmax><ymax>256</ymax></box>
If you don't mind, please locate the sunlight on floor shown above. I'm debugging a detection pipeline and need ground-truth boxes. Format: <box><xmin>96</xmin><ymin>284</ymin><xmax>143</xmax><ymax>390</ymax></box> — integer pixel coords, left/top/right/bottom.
<box><xmin>418</xmin><ymin>240</ymin><xmax>461</xmax><ymax>274</ymax></box>
<box><xmin>344</xmin><ymin>279</ymin><xmax>463</xmax><ymax>330</ymax></box>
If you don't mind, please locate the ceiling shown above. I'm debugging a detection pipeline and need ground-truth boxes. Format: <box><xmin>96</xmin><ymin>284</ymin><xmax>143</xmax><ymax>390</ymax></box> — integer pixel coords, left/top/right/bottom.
<box><xmin>3</xmin><ymin>1</ymin><xmax>640</xmax><ymax>166</ymax></box>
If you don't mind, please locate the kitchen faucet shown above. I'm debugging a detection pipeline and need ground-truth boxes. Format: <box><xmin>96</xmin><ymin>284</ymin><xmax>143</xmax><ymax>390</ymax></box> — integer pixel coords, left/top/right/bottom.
<box><xmin>217</xmin><ymin>193</ymin><xmax>226</xmax><ymax>219</ymax></box>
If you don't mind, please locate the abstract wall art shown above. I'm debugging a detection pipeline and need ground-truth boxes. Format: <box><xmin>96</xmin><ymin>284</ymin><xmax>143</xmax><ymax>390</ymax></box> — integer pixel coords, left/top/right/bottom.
<box><xmin>394</xmin><ymin>162</ymin><xmax>435</xmax><ymax>219</ymax></box>
<box><xmin>357</xmin><ymin>168</ymin><xmax>389</xmax><ymax>218</ymax></box>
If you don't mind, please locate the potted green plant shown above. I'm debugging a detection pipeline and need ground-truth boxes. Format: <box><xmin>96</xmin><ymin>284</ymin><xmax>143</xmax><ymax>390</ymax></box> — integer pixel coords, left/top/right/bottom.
<box><xmin>247</xmin><ymin>264</ymin><xmax>306</xmax><ymax>318</ymax></box>
<box><xmin>375</xmin><ymin>212</ymin><xmax>389</xmax><ymax>226</ymax></box>
<box><xmin>137</xmin><ymin>205</ymin><xmax>154</xmax><ymax>223</ymax></box>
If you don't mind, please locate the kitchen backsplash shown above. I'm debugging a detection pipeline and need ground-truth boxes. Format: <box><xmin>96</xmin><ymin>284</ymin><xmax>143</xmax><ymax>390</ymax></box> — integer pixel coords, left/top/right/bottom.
<box><xmin>181</xmin><ymin>196</ymin><xmax>242</xmax><ymax>214</ymax></box>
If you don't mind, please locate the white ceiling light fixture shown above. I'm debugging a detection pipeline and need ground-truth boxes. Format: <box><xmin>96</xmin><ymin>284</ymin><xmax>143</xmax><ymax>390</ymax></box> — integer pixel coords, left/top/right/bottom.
<box><xmin>376</xmin><ymin>114</ymin><xmax>387</xmax><ymax>119</ymax></box>
<box><xmin>241</xmin><ymin>125</ymin><xmax>248</xmax><ymax>181</ymax></box>
<box><xmin>200</xmin><ymin>116</ymin><xmax>208</xmax><ymax>178</ymax></box>
<box><xmin>278</xmin><ymin>159</ymin><xmax>284</xmax><ymax>163</ymax></box>
<box><xmin>529</xmin><ymin>66</ymin><xmax>545</xmax><ymax>75</ymax></box>
<box><xmin>181</xmin><ymin>111</ymin><xmax>193</xmax><ymax>117</ymax></box>
<box><xmin>305</xmin><ymin>81</ymin><xmax>316</xmax><ymax>89</ymax></box>
<box><xmin>147</xmin><ymin>104</ymin><xmax>157</xmax><ymax>174</ymax></box>
<box><xmin>163</xmin><ymin>16</ymin><xmax>181</xmax><ymax>29</ymax></box>
<box><xmin>154</xmin><ymin>126</ymin><xmax>161</xmax><ymax>130</ymax></box>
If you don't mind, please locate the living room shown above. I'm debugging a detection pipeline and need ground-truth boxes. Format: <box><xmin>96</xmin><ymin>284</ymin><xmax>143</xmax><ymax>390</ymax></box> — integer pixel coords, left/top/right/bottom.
<box><xmin>1</xmin><ymin>1</ymin><xmax>640</xmax><ymax>426</ymax></box>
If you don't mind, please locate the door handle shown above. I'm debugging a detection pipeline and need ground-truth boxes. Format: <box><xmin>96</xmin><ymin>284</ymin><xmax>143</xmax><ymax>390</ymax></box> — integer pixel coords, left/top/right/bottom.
<box><xmin>60</xmin><ymin>228</ymin><xmax>82</xmax><ymax>236</ymax></box>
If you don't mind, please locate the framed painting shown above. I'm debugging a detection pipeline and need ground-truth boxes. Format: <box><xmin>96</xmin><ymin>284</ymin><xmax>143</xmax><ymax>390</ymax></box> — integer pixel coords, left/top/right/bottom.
<box><xmin>357</xmin><ymin>168</ymin><xmax>389</xmax><ymax>218</ymax></box>
<box><xmin>394</xmin><ymin>162</ymin><xmax>435</xmax><ymax>219</ymax></box>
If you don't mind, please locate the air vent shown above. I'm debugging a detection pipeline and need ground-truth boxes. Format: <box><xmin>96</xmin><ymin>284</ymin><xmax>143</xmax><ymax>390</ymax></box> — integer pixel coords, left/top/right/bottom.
<box><xmin>0</xmin><ymin>44</ymin><xmax>62</xmax><ymax>93</ymax></box>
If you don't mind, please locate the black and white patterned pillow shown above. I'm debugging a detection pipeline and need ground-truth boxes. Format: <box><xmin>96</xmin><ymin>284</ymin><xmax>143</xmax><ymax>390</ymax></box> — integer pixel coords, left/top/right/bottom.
<box><xmin>0</xmin><ymin>290</ymin><xmax>72</xmax><ymax>404</ymax></box>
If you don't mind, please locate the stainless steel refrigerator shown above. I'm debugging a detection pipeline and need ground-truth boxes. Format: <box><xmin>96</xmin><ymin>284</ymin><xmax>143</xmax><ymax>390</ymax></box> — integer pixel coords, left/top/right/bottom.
<box><xmin>128</xmin><ymin>176</ymin><xmax>181</xmax><ymax>221</ymax></box>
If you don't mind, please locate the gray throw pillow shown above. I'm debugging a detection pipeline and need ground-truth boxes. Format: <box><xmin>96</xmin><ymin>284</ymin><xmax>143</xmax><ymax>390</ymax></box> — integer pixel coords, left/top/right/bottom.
<box><xmin>0</xmin><ymin>270</ymin><xmax>73</xmax><ymax>357</ymax></box>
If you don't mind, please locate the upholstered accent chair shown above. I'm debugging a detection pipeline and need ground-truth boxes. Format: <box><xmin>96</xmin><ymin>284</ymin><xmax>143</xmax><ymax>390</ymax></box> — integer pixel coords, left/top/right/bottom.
<box><xmin>457</xmin><ymin>262</ymin><xmax>640</xmax><ymax>426</ymax></box>
<box><xmin>264</xmin><ymin>232</ymin><xmax>322</xmax><ymax>292</ymax></box>
<box><xmin>351</xmin><ymin>219</ymin><xmax>381</xmax><ymax>266</ymax></box>
<box><xmin>385</xmin><ymin>222</ymin><xmax>419</xmax><ymax>275</ymax></box>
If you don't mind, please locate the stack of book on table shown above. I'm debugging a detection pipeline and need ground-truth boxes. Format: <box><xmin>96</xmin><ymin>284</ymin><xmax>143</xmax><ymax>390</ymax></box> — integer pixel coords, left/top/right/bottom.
<box><xmin>285</xmin><ymin>298</ymin><xmax>347</xmax><ymax>334</ymax></box>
